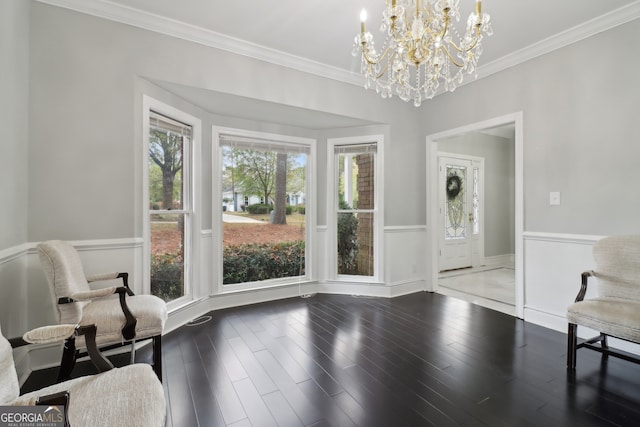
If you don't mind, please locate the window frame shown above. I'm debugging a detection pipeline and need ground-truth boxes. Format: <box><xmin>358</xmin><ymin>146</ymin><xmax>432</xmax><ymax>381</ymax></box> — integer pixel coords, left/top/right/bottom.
<box><xmin>212</xmin><ymin>126</ymin><xmax>316</xmax><ymax>294</ymax></box>
<box><xmin>327</xmin><ymin>135</ymin><xmax>384</xmax><ymax>283</ymax></box>
<box><xmin>142</xmin><ymin>95</ymin><xmax>201</xmax><ymax>311</ymax></box>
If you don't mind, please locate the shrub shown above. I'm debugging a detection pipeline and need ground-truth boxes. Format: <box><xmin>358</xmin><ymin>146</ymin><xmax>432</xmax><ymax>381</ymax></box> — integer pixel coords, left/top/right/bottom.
<box><xmin>150</xmin><ymin>253</ymin><xmax>183</xmax><ymax>302</ymax></box>
<box><xmin>296</xmin><ymin>205</ymin><xmax>306</xmax><ymax>215</ymax></box>
<box><xmin>285</xmin><ymin>205</ymin><xmax>293</xmax><ymax>215</ymax></box>
<box><xmin>223</xmin><ymin>241</ymin><xmax>305</xmax><ymax>284</ymax></box>
<box><xmin>246</xmin><ymin>203</ymin><xmax>270</xmax><ymax>214</ymax></box>
<box><xmin>337</xmin><ymin>198</ymin><xmax>359</xmax><ymax>274</ymax></box>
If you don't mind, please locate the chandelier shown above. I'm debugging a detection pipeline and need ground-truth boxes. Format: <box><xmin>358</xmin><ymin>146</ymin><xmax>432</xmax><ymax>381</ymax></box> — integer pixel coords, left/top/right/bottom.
<box><xmin>352</xmin><ymin>0</ymin><xmax>492</xmax><ymax>107</ymax></box>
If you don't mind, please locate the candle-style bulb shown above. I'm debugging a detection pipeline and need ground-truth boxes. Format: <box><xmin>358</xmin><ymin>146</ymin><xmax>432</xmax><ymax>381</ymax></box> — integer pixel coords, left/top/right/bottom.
<box><xmin>360</xmin><ymin>9</ymin><xmax>367</xmax><ymax>33</ymax></box>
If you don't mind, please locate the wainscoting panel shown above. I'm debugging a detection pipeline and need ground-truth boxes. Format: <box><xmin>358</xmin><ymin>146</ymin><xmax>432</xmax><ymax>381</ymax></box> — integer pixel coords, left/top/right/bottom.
<box><xmin>384</xmin><ymin>226</ymin><xmax>427</xmax><ymax>290</ymax></box>
<box><xmin>523</xmin><ymin>232</ymin><xmax>640</xmax><ymax>355</ymax></box>
<box><xmin>199</xmin><ymin>230</ymin><xmax>213</xmax><ymax>299</ymax></box>
<box><xmin>0</xmin><ymin>244</ymin><xmax>30</xmax><ymax>383</ymax></box>
<box><xmin>315</xmin><ymin>225</ymin><xmax>328</xmax><ymax>283</ymax></box>
<box><xmin>524</xmin><ymin>233</ymin><xmax>600</xmax><ymax>331</ymax></box>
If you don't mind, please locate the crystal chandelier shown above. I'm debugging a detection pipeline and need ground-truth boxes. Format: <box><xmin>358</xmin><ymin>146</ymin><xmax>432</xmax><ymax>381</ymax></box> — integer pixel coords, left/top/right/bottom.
<box><xmin>352</xmin><ymin>0</ymin><xmax>492</xmax><ymax>107</ymax></box>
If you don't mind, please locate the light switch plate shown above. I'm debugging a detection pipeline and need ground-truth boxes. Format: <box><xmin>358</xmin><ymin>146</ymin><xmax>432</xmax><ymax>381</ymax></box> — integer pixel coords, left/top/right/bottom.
<box><xmin>549</xmin><ymin>192</ymin><xmax>561</xmax><ymax>206</ymax></box>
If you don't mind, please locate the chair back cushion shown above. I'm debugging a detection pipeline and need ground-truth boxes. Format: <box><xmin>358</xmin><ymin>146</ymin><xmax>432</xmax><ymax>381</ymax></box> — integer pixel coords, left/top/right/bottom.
<box><xmin>593</xmin><ymin>235</ymin><xmax>640</xmax><ymax>301</ymax></box>
<box><xmin>37</xmin><ymin>240</ymin><xmax>90</xmax><ymax>324</ymax></box>
<box><xmin>0</xmin><ymin>325</ymin><xmax>20</xmax><ymax>404</ymax></box>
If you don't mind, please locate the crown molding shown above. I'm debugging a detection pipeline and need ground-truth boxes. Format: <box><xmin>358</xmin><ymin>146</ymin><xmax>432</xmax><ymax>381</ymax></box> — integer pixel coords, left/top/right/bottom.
<box><xmin>477</xmin><ymin>1</ymin><xmax>640</xmax><ymax>80</ymax></box>
<box><xmin>35</xmin><ymin>0</ymin><xmax>364</xmax><ymax>86</ymax></box>
<box><xmin>35</xmin><ymin>0</ymin><xmax>640</xmax><ymax>90</ymax></box>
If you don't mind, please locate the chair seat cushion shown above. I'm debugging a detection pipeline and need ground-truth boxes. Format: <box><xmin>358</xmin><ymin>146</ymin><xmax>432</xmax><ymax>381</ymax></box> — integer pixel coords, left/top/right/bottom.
<box><xmin>77</xmin><ymin>295</ymin><xmax>167</xmax><ymax>348</ymax></box>
<box><xmin>12</xmin><ymin>364</ymin><xmax>165</xmax><ymax>427</ymax></box>
<box><xmin>567</xmin><ymin>297</ymin><xmax>640</xmax><ymax>343</ymax></box>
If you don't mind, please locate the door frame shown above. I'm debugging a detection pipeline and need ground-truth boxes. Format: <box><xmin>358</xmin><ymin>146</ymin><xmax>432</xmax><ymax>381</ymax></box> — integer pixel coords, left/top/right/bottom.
<box><xmin>438</xmin><ymin>152</ymin><xmax>485</xmax><ymax>271</ymax></box>
<box><xmin>426</xmin><ymin>112</ymin><xmax>524</xmax><ymax>319</ymax></box>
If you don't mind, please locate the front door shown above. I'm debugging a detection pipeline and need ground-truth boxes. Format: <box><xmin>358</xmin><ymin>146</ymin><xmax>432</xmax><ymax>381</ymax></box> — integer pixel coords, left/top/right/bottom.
<box><xmin>439</xmin><ymin>154</ymin><xmax>483</xmax><ymax>272</ymax></box>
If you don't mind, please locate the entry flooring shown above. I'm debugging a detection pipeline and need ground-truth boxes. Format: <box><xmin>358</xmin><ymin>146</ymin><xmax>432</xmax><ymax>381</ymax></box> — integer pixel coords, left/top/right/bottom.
<box><xmin>438</xmin><ymin>264</ymin><xmax>516</xmax><ymax>316</ymax></box>
<box><xmin>23</xmin><ymin>293</ymin><xmax>640</xmax><ymax>426</ymax></box>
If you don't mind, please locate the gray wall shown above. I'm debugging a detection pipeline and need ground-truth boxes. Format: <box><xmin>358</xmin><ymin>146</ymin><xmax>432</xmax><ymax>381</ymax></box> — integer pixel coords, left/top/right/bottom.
<box><xmin>438</xmin><ymin>133</ymin><xmax>515</xmax><ymax>257</ymax></box>
<box><xmin>1</xmin><ymin>0</ymin><xmax>29</xmax><ymax>250</ymax></box>
<box><xmin>0</xmin><ymin>0</ymin><xmax>29</xmax><ymax>343</ymax></box>
<box><xmin>27</xmin><ymin>2</ymin><xmax>425</xmax><ymax>245</ymax></box>
<box><xmin>421</xmin><ymin>19</ymin><xmax>640</xmax><ymax>236</ymax></box>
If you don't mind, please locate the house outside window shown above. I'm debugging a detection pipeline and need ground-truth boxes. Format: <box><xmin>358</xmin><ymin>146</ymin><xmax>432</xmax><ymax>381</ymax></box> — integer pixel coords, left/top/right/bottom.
<box><xmin>215</xmin><ymin>128</ymin><xmax>314</xmax><ymax>291</ymax></box>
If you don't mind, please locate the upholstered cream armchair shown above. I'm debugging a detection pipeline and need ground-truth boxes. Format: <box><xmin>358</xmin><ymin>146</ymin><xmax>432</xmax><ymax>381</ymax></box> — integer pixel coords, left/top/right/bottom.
<box><xmin>567</xmin><ymin>235</ymin><xmax>640</xmax><ymax>369</ymax></box>
<box><xmin>1</xmin><ymin>323</ymin><xmax>166</xmax><ymax>427</ymax></box>
<box><xmin>37</xmin><ymin>240</ymin><xmax>167</xmax><ymax>381</ymax></box>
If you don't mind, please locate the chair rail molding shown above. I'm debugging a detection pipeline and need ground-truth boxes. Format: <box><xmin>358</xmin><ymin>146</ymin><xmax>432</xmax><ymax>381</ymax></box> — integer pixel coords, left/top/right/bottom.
<box><xmin>0</xmin><ymin>243</ymin><xmax>30</xmax><ymax>265</ymax></box>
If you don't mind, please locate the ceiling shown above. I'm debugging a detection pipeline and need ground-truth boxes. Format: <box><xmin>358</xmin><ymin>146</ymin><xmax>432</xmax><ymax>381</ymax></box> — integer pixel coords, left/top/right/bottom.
<box><xmin>40</xmin><ymin>0</ymin><xmax>640</xmax><ymax>128</ymax></box>
<box><xmin>150</xmin><ymin>80</ymin><xmax>378</xmax><ymax>130</ymax></box>
<box><xmin>105</xmin><ymin>0</ymin><xmax>638</xmax><ymax>72</ymax></box>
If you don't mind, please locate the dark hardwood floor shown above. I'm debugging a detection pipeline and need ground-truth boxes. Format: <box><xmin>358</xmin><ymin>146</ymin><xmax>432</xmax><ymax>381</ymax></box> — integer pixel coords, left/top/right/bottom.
<box><xmin>22</xmin><ymin>292</ymin><xmax>640</xmax><ymax>426</ymax></box>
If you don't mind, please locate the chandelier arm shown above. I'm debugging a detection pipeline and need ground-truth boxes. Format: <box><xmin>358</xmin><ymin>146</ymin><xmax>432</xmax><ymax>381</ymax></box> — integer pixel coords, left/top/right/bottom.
<box><xmin>417</xmin><ymin>12</ymin><xmax>451</xmax><ymax>59</ymax></box>
<box><xmin>445</xmin><ymin>31</ymin><xmax>481</xmax><ymax>54</ymax></box>
<box><xmin>445</xmin><ymin>21</ymin><xmax>483</xmax><ymax>53</ymax></box>
<box><xmin>376</xmin><ymin>57</ymin><xmax>391</xmax><ymax>80</ymax></box>
<box><xmin>362</xmin><ymin>44</ymin><xmax>392</xmax><ymax>66</ymax></box>
<box><xmin>418</xmin><ymin>28</ymin><xmax>436</xmax><ymax>51</ymax></box>
<box><xmin>440</xmin><ymin>45</ymin><xmax>465</xmax><ymax>68</ymax></box>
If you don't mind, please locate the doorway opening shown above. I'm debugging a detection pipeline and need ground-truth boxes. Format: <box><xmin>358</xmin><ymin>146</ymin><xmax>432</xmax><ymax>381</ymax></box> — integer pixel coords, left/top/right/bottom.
<box><xmin>426</xmin><ymin>113</ymin><xmax>523</xmax><ymax>318</ymax></box>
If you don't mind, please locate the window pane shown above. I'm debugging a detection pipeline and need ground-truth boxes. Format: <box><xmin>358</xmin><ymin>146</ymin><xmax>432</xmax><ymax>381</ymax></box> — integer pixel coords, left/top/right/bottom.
<box><xmin>338</xmin><ymin>153</ymin><xmax>375</xmax><ymax>210</ymax></box>
<box><xmin>221</xmin><ymin>145</ymin><xmax>307</xmax><ymax>285</ymax></box>
<box><xmin>150</xmin><ymin>213</ymin><xmax>185</xmax><ymax>302</ymax></box>
<box><xmin>149</xmin><ymin>113</ymin><xmax>185</xmax><ymax>210</ymax></box>
<box><xmin>337</xmin><ymin>212</ymin><xmax>374</xmax><ymax>276</ymax></box>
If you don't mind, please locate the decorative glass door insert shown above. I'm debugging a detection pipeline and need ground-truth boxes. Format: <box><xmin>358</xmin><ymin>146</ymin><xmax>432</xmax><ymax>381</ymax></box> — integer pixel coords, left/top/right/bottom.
<box><xmin>445</xmin><ymin>165</ymin><xmax>467</xmax><ymax>240</ymax></box>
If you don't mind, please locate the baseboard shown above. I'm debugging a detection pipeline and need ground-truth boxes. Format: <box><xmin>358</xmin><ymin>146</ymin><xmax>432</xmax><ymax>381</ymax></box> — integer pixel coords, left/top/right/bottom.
<box><xmin>483</xmin><ymin>254</ymin><xmax>514</xmax><ymax>268</ymax></box>
<box><xmin>27</xmin><ymin>342</ymin><xmax>64</xmax><ymax>372</ymax></box>
<box><xmin>317</xmin><ymin>279</ymin><xmax>425</xmax><ymax>298</ymax></box>
<box><xmin>387</xmin><ymin>279</ymin><xmax>427</xmax><ymax>297</ymax></box>
<box><xmin>210</xmin><ymin>282</ymin><xmax>319</xmax><ymax>312</ymax></box>
<box><xmin>13</xmin><ymin>348</ymin><xmax>31</xmax><ymax>386</ymax></box>
<box><xmin>164</xmin><ymin>296</ymin><xmax>212</xmax><ymax>334</ymax></box>
<box><xmin>524</xmin><ymin>306</ymin><xmax>567</xmax><ymax>333</ymax></box>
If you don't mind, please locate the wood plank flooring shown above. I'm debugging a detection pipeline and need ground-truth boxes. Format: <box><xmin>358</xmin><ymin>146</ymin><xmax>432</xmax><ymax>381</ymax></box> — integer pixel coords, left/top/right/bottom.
<box><xmin>22</xmin><ymin>292</ymin><xmax>640</xmax><ymax>426</ymax></box>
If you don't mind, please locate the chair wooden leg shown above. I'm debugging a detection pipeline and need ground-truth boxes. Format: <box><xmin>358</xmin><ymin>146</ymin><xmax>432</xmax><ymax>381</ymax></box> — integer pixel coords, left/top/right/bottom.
<box><xmin>57</xmin><ymin>337</ymin><xmax>78</xmax><ymax>382</ymax></box>
<box><xmin>152</xmin><ymin>335</ymin><xmax>162</xmax><ymax>382</ymax></box>
<box><xmin>600</xmin><ymin>334</ymin><xmax>609</xmax><ymax>361</ymax></box>
<box><xmin>567</xmin><ymin>323</ymin><xmax>577</xmax><ymax>370</ymax></box>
